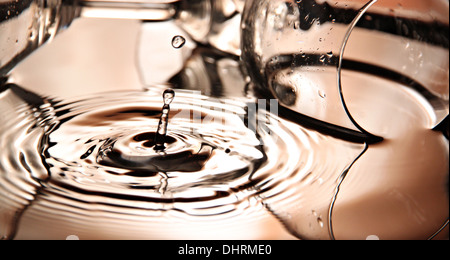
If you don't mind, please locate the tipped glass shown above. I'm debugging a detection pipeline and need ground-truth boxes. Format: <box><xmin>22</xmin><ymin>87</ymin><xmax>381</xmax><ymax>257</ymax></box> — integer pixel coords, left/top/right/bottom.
<box><xmin>240</xmin><ymin>0</ymin><xmax>449</xmax><ymax>140</ymax></box>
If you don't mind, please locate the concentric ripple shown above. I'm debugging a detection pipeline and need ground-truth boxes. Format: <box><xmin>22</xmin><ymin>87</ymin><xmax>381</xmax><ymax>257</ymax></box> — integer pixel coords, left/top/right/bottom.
<box><xmin>0</xmin><ymin>85</ymin><xmax>366</xmax><ymax>239</ymax></box>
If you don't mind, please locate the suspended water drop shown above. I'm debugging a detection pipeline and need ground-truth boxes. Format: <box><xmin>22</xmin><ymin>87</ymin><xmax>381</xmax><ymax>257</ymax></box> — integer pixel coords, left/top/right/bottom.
<box><xmin>171</xmin><ymin>35</ymin><xmax>186</xmax><ymax>49</ymax></box>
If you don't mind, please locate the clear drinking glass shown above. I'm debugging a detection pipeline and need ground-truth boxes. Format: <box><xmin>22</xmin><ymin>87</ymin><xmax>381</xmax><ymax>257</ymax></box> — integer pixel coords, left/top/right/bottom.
<box><xmin>241</xmin><ymin>0</ymin><xmax>449</xmax><ymax>138</ymax></box>
<box><xmin>241</xmin><ymin>0</ymin><xmax>449</xmax><ymax>239</ymax></box>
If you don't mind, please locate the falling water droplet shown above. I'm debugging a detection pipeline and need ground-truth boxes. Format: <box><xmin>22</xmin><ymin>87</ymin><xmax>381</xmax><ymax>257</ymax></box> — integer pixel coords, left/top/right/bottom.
<box><xmin>171</xmin><ymin>35</ymin><xmax>186</xmax><ymax>49</ymax></box>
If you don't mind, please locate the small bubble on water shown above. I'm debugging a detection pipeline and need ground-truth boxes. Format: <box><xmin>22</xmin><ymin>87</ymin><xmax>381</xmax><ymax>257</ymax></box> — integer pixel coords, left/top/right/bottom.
<box><xmin>171</xmin><ymin>35</ymin><xmax>186</xmax><ymax>49</ymax></box>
